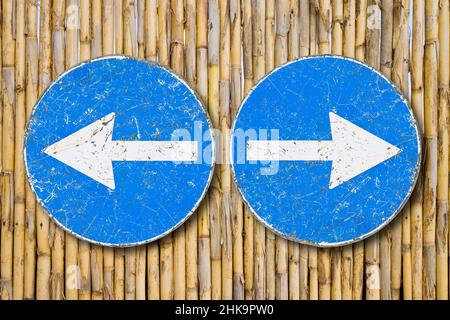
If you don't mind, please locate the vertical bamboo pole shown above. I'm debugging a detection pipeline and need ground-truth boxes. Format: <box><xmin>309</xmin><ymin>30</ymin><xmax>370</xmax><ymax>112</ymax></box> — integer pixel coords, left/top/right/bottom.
<box><xmin>423</xmin><ymin>0</ymin><xmax>438</xmax><ymax>300</ymax></box>
<box><xmin>36</xmin><ymin>0</ymin><xmax>52</xmax><ymax>300</ymax></box>
<box><xmin>171</xmin><ymin>0</ymin><xmax>186</xmax><ymax>301</ymax></box>
<box><xmin>364</xmin><ymin>0</ymin><xmax>381</xmax><ymax>301</ymax></box>
<box><xmin>308</xmin><ymin>0</ymin><xmax>319</xmax><ymax>301</ymax></box>
<box><xmin>24</xmin><ymin>0</ymin><xmax>38</xmax><ymax>300</ymax></box>
<box><xmin>208</xmin><ymin>0</ymin><xmax>221</xmax><ymax>301</ymax></box>
<box><xmin>299</xmin><ymin>0</ymin><xmax>309</xmax><ymax>301</ymax></box>
<box><xmin>185</xmin><ymin>0</ymin><xmax>198</xmax><ymax>301</ymax></box>
<box><xmin>352</xmin><ymin>0</ymin><xmax>367</xmax><ymax>300</ymax></box>
<box><xmin>114</xmin><ymin>0</ymin><xmax>125</xmax><ymax>301</ymax></box>
<box><xmin>342</xmin><ymin>0</ymin><xmax>356</xmax><ymax>301</ymax></box>
<box><xmin>275</xmin><ymin>0</ymin><xmax>289</xmax><ymax>300</ymax></box>
<box><xmin>65</xmin><ymin>0</ymin><xmax>80</xmax><ymax>300</ymax></box>
<box><xmin>135</xmin><ymin>244</ymin><xmax>146</xmax><ymax>300</ymax></box>
<box><xmin>242</xmin><ymin>0</ymin><xmax>254</xmax><ymax>300</ymax></box>
<box><xmin>79</xmin><ymin>0</ymin><xmax>91</xmax><ymax>301</ymax></box>
<box><xmin>102</xmin><ymin>0</ymin><xmax>115</xmax><ymax>300</ymax></box>
<box><xmin>264</xmin><ymin>43</ymin><xmax>276</xmax><ymax>303</ymax></box>
<box><xmin>252</xmin><ymin>0</ymin><xmax>266</xmax><ymax>301</ymax></box>
<box><xmin>317</xmin><ymin>0</ymin><xmax>331</xmax><ymax>301</ymax></box>
<box><xmin>287</xmin><ymin>0</ymin><xmax>300</xmax><ymax>302</ymax></box>
<box><xmin>198</xmin><ymin>0</ymin><xmax>211</xmax><ymax>301</ymax></box>
<box><xmin>137</xmin><ymin>0</ymin><xmax>145</xmax><ymax>58</ymax></box>
<box><xmin>331</xmin><ymin>0</ymin><xmax>343</xmax><ymax>301</ymax></box>
<box><xmin>230</xmin><ymin>0</ymin><xmax>244</xmax><ymax>300</ymax></box>
<box><xmin>219</xmin><ymin>0</ymin><xmax>233</xmax><ymax>300</ymax></box>
<box><xmin>157</xmin><ymin>0</ymin><xmax>173</xmax><ymax>300</ymax></box>
<box><xmin>399</xmin><ymin>0</ymin><xmax>412</xmax><ymax>300</ymax></box>
<box><xmin>90</xmin><ymin>0</ymin><xmax>105</xmax><ymax>301</ymax></box>
<box><xmin>13</xmin><ymin>0</ymin><xmax>26</xmax><ymax>300</ymax></box>
<box><xmin>123</xmin><ymin>0</ymin><xmax>137</xmax><ymax>300</ymax></box>
<box><xmin>145</xmin><ymin>0</ymin><xmax>160</xmax><ymax>300</ymax></box>
<box><xmin>379</xmin><ymin>0</ymin><xmax>393</xmax><ymax>301</ymax></box>
<box><xmin>410</xmin><ymin>0</ymin><xmax>424</xmax><ymax>300</ymax></box>
<box><xmin>436</xmin><ymin>0</ymin><xmax>449</xmax><ymax>300</ymax></box>
<box><xmin>390</xmin><ymin>0</ymin><xmax>403</xmax><ymax>301</ymax></box>
<box><xmin>1</xmin><ymin>0</ymin><xmax>15</xmax><ymax>301</ymax></box>
<box><xmin>51</xmin><ymin>0</ymin><xmax>66</xmax><ymax>300</ymax></box>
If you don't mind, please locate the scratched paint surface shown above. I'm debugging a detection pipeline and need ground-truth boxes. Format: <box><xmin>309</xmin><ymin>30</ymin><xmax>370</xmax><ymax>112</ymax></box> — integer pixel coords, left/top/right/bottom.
<box><xmin>231</xmin><ymin>56</ymin><xmax>420</xmax><ymax>246</ymax></box>
<box><xmin>25</xmin><ymin>56</ymin><xmax>214</xmax><ymax>246</ymax></box>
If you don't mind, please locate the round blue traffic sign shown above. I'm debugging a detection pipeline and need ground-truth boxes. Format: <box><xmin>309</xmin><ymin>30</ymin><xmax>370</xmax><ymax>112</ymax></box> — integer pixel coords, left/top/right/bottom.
<box><xmin>25</xmin><ymin>56</ymin><xmax>215</xmax><ymax>246</ymax></box>
<box><xmin>231</xmin><ymin>56</ymin><xmax>421</xmax><ymax>246</ymax></box>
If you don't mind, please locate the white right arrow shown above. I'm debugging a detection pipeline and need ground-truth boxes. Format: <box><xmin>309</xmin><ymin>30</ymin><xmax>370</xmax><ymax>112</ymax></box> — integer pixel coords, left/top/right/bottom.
<box><xmin>246</xmin><ymin>112</ymin><xmax>401</xmax><ymax>189</ymax></box>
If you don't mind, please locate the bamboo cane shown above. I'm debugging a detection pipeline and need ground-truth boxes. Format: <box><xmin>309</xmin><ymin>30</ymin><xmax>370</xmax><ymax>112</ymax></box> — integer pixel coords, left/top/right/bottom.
<box><xmin>391</xmin><ymin>0</ymin><xmax>412</xmax><ymax>300</ymax></box>
<box><xmin>170</xmin><ymin>0</ymin><xmax>186</xmax><ymax>301</ymax></box>
<box><xmin>390</xmin><ymin>0</ymin><xmax>409</xmax><ymax>300</ymax></box>
<box><xmin>352</xmin><ymin>0</ymin><xmax>367</xmax><ymax>300</ymax></box>
<box><xmin>298</xmin><ymin>0</ymin><xmax>310</xmax><ymax>300</ymax></box>
<box><xmin>65</xmin><ymin>1</ymin><xmax>80</xmax><ymax>301</ymax></box>
<box><xmin>317</xmin><ymin>0</ymin><xmax>331</xmax><ymax>301</ymax></box>
<box><xmin>135</xmin><ymin>245</ymin><xmax>146</xmax><ymax>300</ymax></box>
<box><xmin>400</xmin><ymin>0</ymin><xmax>412</xmax><ymax>300</ymax></box>
<box><xmin>36</xmin><ymin>0</ymin><xmax>52</xmax><ymax>300</ymax></box>
<box><xmin>185</xmin><ymin>0</ymin><xmax>198</xmax><ymax>300</ymax></box>
<box><xmin>219</xmin><ymin>0</ymin><xmax>233</xmax><ymax>300</ymax></box>
<box><xmin>1</xmin><ymin>0</ymin><xmax>15</xmax><ymax>301</ymax></box>
<box><xmin>230</xmin><ymin>0</ymin><xmax>244</xmax><ymax>300</ymax></box>
<box><xmin>24</xmin><ymin>0</ymin><xmax>38</xmax><ymax>300</ymax></box>
<box><xmin>157</xmin><ymin>0</ymin><xmax>174</xmax><ymax>300</ymax></box>
<box><xmin>143</xmin><ymin>0</ymin><xmax>159</xmax><ymax>301</ymax></box>
<box><xmin>341</xmin><ymin>0</ymin><xmax>356</xmax><ymax>300</ymax></box>
<box><xmin>437</xmin><ymin>0</ymin><xmax>449</xmax><ymax>300</ymax></box>
<box><xmin>89</xmin><ymin>0</ymin><xmax>105</xmax><ymax>275</ymax></box>
<box><xmin>363</xmin><ymin>0</ymin><xmax>381</xmax><ymax>301</ymax></box>
<box><xmin>264</xmin><ymin>0</ymin><xmax>276</xmax><ymax>300</ymax></box>
<box><xmin>243</xmin><ymin>0</ymin><xmax>254</xmax><ymax>97</ymax></box>
<box><xmin>379</xmin><ymin>0</ymin><xmax>393</xmax><ymax>301</ymax></box>
<box><xmin>298</xmin><ymin>0</ymin><xmax>310</xmax><ymax>301</ymax></box>
<box><xmin>275</xmin><ymin>0</ymin><xmax>289</xmax><ymax>300</ymax></box>
<box><xmin>114</xmin><ymin>0</ymin><xmax>125</xmax><ymax>300</ymax></box>
<box><xmin>102</xmin><ymin>0</ymin><xmax>115</xmax><ymax>300</ymax></box>
<box><xmin>410</xmin><ymin>0</ymin><xmax>424</xmax><ymax>300</ymax></box>
<box><xmin>307</xmin><ymin>0</ymin><xmax>319</xmax><ymax>301</ymax></box>
<box><xmin>208</xmin><ymin>0</ymin><xmax>222</xmax><ymax>300</ymax></box>
<box><xmin>197</xmin><ymin>0</ymin><xmax>211</xmax><ymax>300</ymax></box>
<box><xmin>287</xmin><ymin>0</ymin><xmax>300</xmax><ymax>301</ymax></box>
<box><xmin>78</xmin><ymin>0</ymin><xmax>91</xmax><ymax>301</ymax></box>
<box><xmin>51</xmin><ymin>0</ymin><xmax>66</xmax><ymax>300</ymax></box>
<box><xmin>252</xmin><ymin>0</ymin><xmax>266</xmax><ymax>301</ymax></box>
<box><xmin>423</xmin><ymin>0</ymin><xmax>438</xmax><ymax>300</ymax></box>
<box><xmin>299</xmin><ymin>0</ymin><xmax>309</xmax><ymax>58</ymax></box>
<box><xmin>115</xmin><ymin>0</ymin><xmax>124</xmax><ymax>54</ymax></box>
<box><xmin>331</xmin><ymin>0</ymin><xmax>343</xmax><ymax>300</ymax></box>
<box><xmin>123</xmin><ymin>0</ymin><xmax>137</xmax><ymax>300</ymax></box>
<box><xmin>137</xmin><ymin>0</ymin><xmax>145</xmax><ymax>58</ymax></box>
<box><xmin>13</xmin><ymin>0</ymin><xmax>26</xmax><ymax>300</ymax></box>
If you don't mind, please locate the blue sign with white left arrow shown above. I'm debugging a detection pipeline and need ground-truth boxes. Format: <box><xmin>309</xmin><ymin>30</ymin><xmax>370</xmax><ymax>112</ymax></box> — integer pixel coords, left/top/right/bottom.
<box><xmin>25</xmin><ymin>56</ymin><xmax>215</xmax><ymax>246</ymax></box>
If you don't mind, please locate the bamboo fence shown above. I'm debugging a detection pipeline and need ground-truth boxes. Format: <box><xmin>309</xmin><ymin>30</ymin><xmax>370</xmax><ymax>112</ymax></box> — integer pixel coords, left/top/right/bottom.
<box><xmin>0</xmin><ymin>0</ymin><xmax>448</xmax><ymax>300</ymax></box>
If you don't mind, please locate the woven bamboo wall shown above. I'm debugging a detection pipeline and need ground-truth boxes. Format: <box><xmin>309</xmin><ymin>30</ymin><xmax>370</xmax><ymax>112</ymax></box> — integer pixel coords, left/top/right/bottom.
<box><xmin>0</xmin><ymin>0</ymin><xmax>447</xmax><ymax>300</ymax></box>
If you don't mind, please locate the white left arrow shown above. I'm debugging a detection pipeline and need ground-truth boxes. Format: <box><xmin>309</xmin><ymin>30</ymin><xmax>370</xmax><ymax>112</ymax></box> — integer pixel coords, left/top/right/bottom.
<box><xmin>44</xmin><ymin>112</ymin><xmax>198</xmax><ymax>190</ymax></box>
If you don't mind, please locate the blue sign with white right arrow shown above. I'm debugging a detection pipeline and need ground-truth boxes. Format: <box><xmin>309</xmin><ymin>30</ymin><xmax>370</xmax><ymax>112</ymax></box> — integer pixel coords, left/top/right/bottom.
<box><xmin>231</xmin><ymin>56</ymin><xmax>421</xmax><ymax>247</ymax></box>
